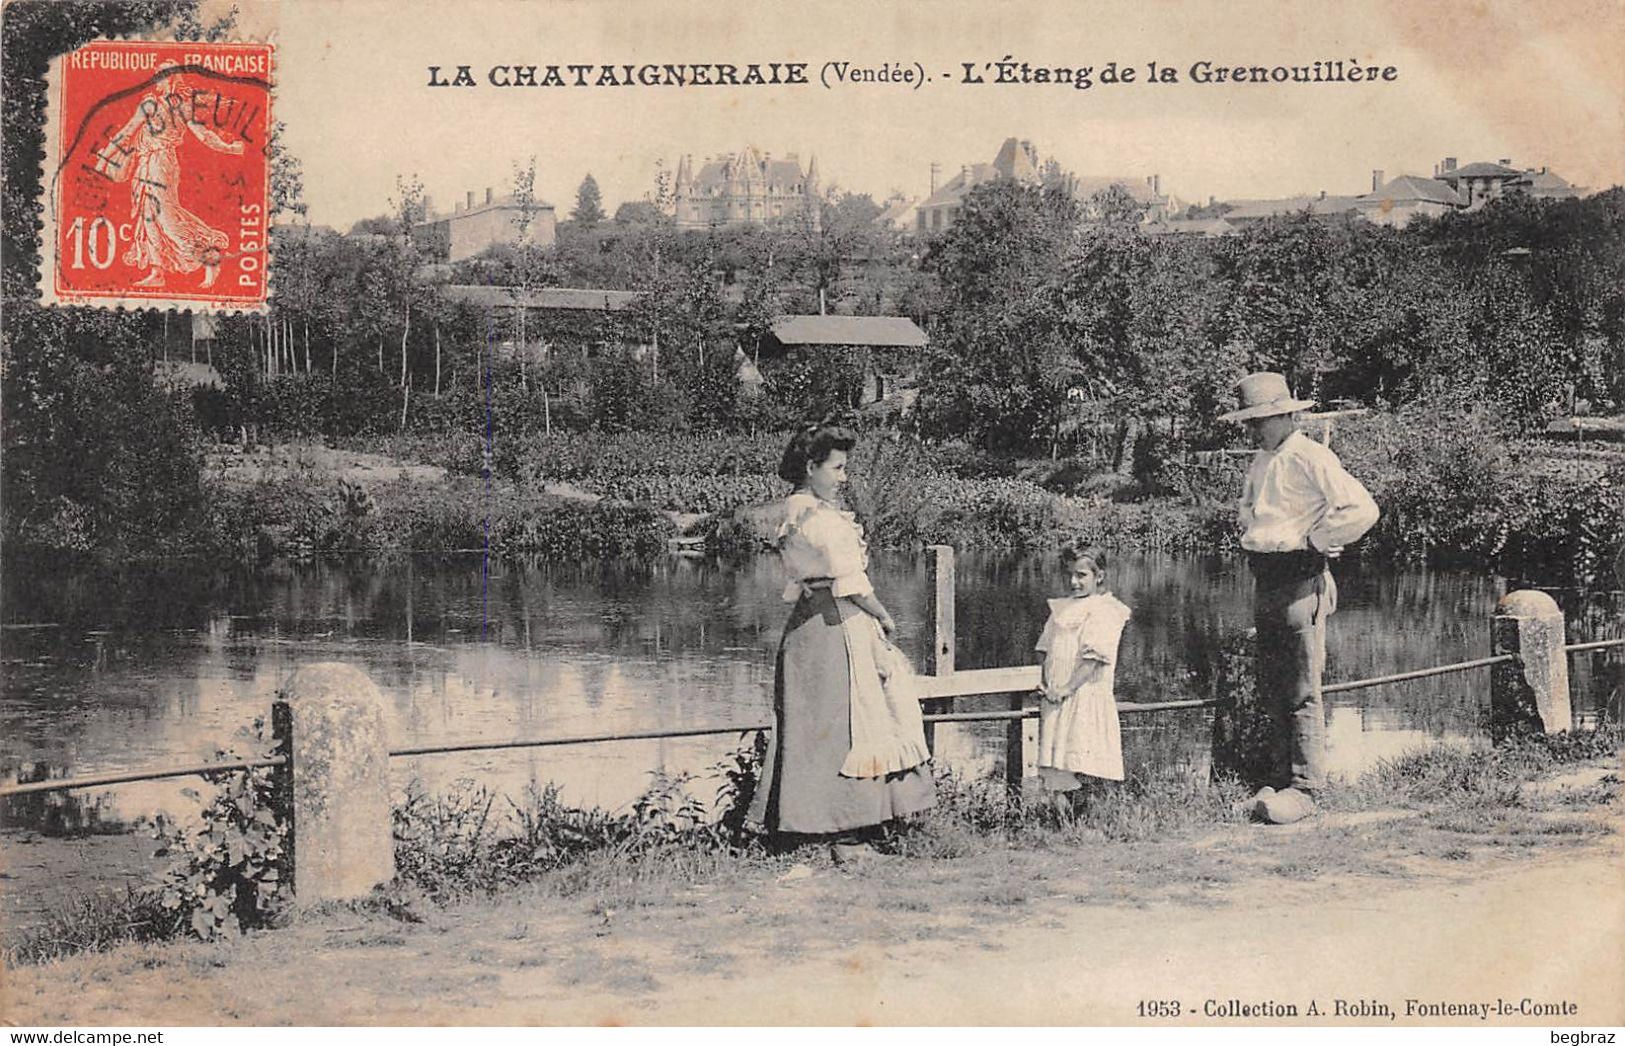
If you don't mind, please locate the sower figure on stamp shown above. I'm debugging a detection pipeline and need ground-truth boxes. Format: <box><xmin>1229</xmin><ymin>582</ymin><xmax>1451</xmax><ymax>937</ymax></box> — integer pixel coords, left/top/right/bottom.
<box><xmin>94</xmin><ymin>62</ymin><xmax>245</xmax><ymax>289</ymax></box>
<box><xmin>1221</xmin><ymin>373</ymin><xmax>1379</xmax><ymax>825</ymax></box>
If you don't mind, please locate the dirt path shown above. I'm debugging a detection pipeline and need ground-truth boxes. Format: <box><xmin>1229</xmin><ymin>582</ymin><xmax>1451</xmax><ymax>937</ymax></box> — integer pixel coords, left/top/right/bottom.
<box><xmin>6</xmin><ymin>793</ymin><xmax>1621</xmax><ymax>1027</ymax></box>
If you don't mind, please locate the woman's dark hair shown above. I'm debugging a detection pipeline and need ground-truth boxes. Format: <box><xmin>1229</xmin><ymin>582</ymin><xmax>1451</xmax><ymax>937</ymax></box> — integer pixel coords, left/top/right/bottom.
<box><xmin>778</xmin><ymin>424</ymin><xmax>858</xmax><ymax>485</ymax></box>
<box><xmin>1058</xmin><ymin>542</ymin><xmax>1107</xmax><ymax>573</ymax></box>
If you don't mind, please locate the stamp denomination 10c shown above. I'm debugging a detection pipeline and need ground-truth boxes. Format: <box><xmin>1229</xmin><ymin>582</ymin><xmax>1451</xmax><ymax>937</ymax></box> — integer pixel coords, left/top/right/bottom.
<box><xmin>41</xmin><ymin>39</ymin><xmax>274</xmax><ymax>313</ymax></box>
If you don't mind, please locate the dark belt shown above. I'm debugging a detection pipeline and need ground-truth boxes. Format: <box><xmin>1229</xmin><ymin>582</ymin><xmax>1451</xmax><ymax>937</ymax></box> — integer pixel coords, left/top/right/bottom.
<box><xmin>796</xmin><ymin>576</ymin><xmax>835</xmax><ymax>598</ymax></box>
<box><xmin>1247</xmin><ymin>549</ymin><xmax>1328</xmax><ymax>583</ymax></box>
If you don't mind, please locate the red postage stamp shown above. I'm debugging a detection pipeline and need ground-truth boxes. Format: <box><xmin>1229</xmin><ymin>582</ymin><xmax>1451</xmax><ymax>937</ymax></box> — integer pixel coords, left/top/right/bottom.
<box><xmin>41</xmin><ymin>39</ymin><xmax>274</xmax><ymax>313</ymax></box>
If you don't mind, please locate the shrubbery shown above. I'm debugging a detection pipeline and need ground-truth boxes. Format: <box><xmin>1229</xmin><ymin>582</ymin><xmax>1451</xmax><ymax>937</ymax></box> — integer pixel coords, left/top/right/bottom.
<box><xmin>208</xmin><ymin>476</ymin><xmax>675</xmax><ymax>558</ymax></box>
<box><xmin>1336</xmin><ymin>400</ymin><xmax>1625</xmax><ymax>580</ymax></box>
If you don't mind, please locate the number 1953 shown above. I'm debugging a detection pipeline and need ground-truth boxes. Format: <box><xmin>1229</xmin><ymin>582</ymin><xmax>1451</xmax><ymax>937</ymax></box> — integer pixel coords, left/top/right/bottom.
<box><xmin>1138</xmin><ymin>1000</ymin><xmax>1181</xmax><ymax>1017</ymax></box>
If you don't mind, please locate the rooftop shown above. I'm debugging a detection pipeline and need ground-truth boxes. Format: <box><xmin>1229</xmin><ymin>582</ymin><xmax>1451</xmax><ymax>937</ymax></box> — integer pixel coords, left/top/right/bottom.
<box><xmin>443</xmin><ymin>285</ymin><xmax>639</xmax><ymax>311</ymax></box>
<box><xmin>1446</xmin><ymin>161</ymin><xmax>1522</xmax><ymax>179</ymax></box>
<box><xmin>1365</xmin><ymin>175</ymin><xmax>1465</xmax><ymax>206</ymax></box>
<box><xmin>769</xmin><ymin>314</ymin><xmax>928</xmax><ymax>348</ymax></box>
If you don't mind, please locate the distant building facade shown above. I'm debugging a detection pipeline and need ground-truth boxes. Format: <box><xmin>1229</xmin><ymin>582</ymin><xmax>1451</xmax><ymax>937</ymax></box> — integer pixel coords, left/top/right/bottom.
<box><xmin>915</xmin><ymin>137</ymin><xmax>1041</xmax><ymax>236</ymax></box>
<box><xmin>1431</xmin><ymin>157</ymin><xmax>1587</xmax><ymax>211</ymax></box>
<box><xmin>1360</xmin><ymin>170</ymin><xmax>1465</xmax><ymax>227</ymax></box>
<box><xmin>1434</xmin><ymin>157</ymin><xmax>1523</xmax><ymax>210</ymax></box>
<box><xmin>414</xmin><ymin>188</ymin><xmax>557</xmax><ymax>263</ymax></box>
<box><xmin>1071</xmin><ymin>173</ymin><xmax>1181</xmax><ymax>223</ymax></box>
<box><xmin>915</xmin><ymin>138</ymin><xmax>1177</xmax><ymax>235</ymax></box>
<box><xmin>670</xmin><ymin>148</ymin><xmax>821</xmax><ymax>229</ymax></box>
<box><xmin>1222</xmin><ymin>192</ymin><xmax>1366</xmax><ymax>227</ymax></box>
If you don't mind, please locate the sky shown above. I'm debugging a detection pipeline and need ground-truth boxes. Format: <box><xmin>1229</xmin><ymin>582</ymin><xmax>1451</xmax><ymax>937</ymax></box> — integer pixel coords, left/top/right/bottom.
<box><xmin>214</xmin><ymin>0</ymin><xmax>1625</xmax><ymax>229</ymax></box>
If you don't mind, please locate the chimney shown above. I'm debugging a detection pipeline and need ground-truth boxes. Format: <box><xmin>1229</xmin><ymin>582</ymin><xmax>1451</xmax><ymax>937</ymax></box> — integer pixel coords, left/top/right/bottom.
<box><xmin>485</xmin><ymin>187</ymin><xmax>494</xmax><ymax>205</ymax></box>
<box><xmin>1319</xmin><ymin>190</ymin><xmax>1327</xmax><ymax>200</ymax></box>
<box><xmin>1208</xmin><ymin>195</ymin><xmax>1216</xmax><ymax>208</ymax></box>
<box><xmin>466</xmin><ymin>190</ymin><xmax>475</xmax><ymax>209</ymax></box>
<box><xmin>1498</xmin><ymin>158</ymin><xmax>1510</xmax><ymax>167</ymax></box>
<box><xmin>1541</xmin><ymin>165</ymin><xmax>1549</xmax><ymax>175</ymax></box>
<box><xmin>1443</xmin><ymin>157</ymin><xmax>1457</xmax><ymax>173</ymax></box>
<box><xmin>1372</xmin><ymin>169</ymin><xmax>1384</xmax><ymax>192</ymax></box>
<box><xmin>1152</xmin><ymin>173</ymin><xmax>1161</xmax><ymax>195</ymax></box>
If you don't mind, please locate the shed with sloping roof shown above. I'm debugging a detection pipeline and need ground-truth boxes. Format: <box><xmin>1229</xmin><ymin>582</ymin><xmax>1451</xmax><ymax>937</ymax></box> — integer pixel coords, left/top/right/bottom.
<box><xmin>759</xmin><ymin>314</ymin><xmax>930</xmax><ymax>406</ymax></box>
<box><xmin>441</xmin><ymin>284</ymin><xmax>645</xmax><ymax>363</ymax></box>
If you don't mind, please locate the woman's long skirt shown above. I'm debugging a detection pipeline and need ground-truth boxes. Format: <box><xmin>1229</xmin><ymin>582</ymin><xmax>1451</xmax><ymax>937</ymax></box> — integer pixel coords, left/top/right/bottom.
<box><xmin>746</xmin><ymin>590</ymin><xmax>936</xmax><ymax>835</ymax></box>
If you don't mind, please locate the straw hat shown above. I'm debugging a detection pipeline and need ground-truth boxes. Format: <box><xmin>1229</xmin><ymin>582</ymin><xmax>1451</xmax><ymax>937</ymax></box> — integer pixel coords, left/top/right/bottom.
<box><xmin>1218</xmin><ymin>372</ymin><xmax>1317</xmax><ymax>423</ymax></box>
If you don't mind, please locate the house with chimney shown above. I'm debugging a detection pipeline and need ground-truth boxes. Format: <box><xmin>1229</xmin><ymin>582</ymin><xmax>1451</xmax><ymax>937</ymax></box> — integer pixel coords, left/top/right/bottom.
<box><xmin>670</xmin><ymin>148</ymin><xmax>822</xmax><ymax>230</ymax></box>
<box><xmin>413</xmin><ymin>188</ymin><xmax>557</xmax><ymax>263</ymax></box>
<box><xmin>1359</xmin><ymin>169</ymin><xmax>1465</xmax><ymax>227</ymax></box>
<box><xmin>1359</xmin><ymin>159</ymin><xmax>1588</xmax><ymax>225</ymax></box>
<box><xmin>1431</xmin><ymin>156</ymin><xmax>1588</xmax><ymax>210</ymax></box>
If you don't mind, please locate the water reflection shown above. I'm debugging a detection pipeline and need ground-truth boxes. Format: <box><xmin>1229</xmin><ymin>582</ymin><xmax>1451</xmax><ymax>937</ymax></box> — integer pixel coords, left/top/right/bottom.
<box><xmin>2</xmin><ymin>551</ymin><xmax>1619</xmax><ymax>825</ymax></box>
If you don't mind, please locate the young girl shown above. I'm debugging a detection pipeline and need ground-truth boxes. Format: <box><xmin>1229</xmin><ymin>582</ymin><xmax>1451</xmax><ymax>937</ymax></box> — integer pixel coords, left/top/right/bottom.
<box><xmin>1035</xmin><ymin>544</ymin><xmax>1131</xmax><ymax>796</ymax></box>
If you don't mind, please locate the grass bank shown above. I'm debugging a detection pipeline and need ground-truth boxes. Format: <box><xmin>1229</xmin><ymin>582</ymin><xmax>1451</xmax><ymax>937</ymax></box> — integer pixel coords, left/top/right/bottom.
<box><xmin>333</xmin><ymin>415</ymin><xmax>1623</xmax><ymax>580</ymax></box>
<box><xmin>5</xmin><ymin>735</ymin><xmax>1619</xmax><ymax>1025</ymax></box>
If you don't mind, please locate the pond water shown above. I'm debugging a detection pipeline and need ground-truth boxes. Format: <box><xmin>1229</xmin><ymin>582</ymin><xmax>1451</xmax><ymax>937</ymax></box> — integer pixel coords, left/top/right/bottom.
<box><xmin>4</xmin><ymin>550</ymin><xmax>1620</xmax><ymax>830</ymax></box>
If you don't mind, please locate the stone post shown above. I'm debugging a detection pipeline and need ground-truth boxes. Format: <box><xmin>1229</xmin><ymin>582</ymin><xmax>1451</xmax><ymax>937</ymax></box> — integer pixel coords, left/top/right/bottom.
<box><xmin>1490</xmin><ymin>590</ymin><xmax>1572</xmax><ymax>741</ymax></box>
<box><xmin>275</xmin><ymin>662</ymin><xmax>395</xmax><ymax>904</ymax></box>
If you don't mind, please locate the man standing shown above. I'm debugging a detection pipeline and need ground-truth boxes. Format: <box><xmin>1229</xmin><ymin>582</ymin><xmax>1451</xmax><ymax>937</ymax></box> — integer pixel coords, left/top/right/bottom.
<box><xmin>1221</xmin><ymin>373</ymin><xmax>1379</xmax><ymax>824</ymax></box>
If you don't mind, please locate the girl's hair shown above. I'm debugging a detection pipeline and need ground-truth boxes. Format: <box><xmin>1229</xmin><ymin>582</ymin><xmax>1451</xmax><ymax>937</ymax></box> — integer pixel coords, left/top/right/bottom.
<box><xmin>1059</xmin><ymin>542</ymin><xmax>1107</xmax><ymax>573</ymax></box>
<box><xmin>778</xmin><ymin>424</ymin><xmax>858</xmax><ymax>485</ymax></box>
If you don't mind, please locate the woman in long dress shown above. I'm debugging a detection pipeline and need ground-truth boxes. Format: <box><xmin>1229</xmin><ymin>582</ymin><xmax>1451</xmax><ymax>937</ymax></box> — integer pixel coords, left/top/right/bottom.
<box><xmin>96</xmin><ymin>63</ymin><xmax>244</xmax><ymax>289</ymax></box>
<box><xmin>746</xmin><ymin>426</ymin><xmax>935</xmax><ymax>859</ymax></box>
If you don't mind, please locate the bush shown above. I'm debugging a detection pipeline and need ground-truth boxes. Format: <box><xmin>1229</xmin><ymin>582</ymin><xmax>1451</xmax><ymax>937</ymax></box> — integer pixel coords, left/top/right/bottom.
<box><xmin>3</xmin><ymin>887</ymin><xmax>183</xmax><ymax>966</ymax></box>
<box><xmin>392</xmin><ymin>738</ymin><xmax>766</xmax><ymax>901</ymax></box>
<box><xmin>149</xmin><ymin>734</ymin><xmax>288</xmax><ymax>940</ymax></box>
<box><xmin>594</xmin><ymin>474</ymin><xmax>784</xmax><ymax>514</ymax></box>
<box><xmin>497</xmin><ymin>431</ymin><xmax>785</xmax><ymax>489</ymax></box>
<box><xmin>1335</xmin><ymin>399</ymin><xmax>1625</xmax><ymax>579</ymax></box>
<box><xmin>207</xmin><ymin>476</ymin><xmax>677</xmax><ymax>559</ymax></box>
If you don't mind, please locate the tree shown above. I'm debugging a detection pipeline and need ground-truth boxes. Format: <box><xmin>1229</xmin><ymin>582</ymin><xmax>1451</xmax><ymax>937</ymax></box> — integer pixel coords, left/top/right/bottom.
<box><xmin>2</xmin><ymin>0</ymin><xmax>226</xmax><ymax>559</ymax></box>
<box><xmin>613</xmin><ymin>200</ymin><xmax>663</xmax><ymax>225</ymax></box>
<box><xmin>509</xmin><ymin>156</ymin><xmax>556</xmax><ymax>391</ymax></box>
<box><xmin>1083</xmin><ymin>184</ymin><xmax>1145</xmax><ymax>227</ymax></box>
<box><xmin>918</xmin><ymin>180</ymin><xmax>1082</xmax><ymax>453</ymax></box>
<box><xmin>572</xmin><ymin>173</ymin><xmax>606</xmax><ymax>226</ymax></box>
<box><xmin>387</xmin><ymin>175</ymin><xmax>427</xmax><ymax>396</ymax></box>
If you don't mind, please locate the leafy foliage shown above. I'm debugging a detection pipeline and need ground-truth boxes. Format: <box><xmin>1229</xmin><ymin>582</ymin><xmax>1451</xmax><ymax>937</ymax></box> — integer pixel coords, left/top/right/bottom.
<box><xmin>392</xmin><ymin>738</ymin><xmax>766</xmax><ymax>901</ymax></box>
<box><xmin>149</xmin><ymin>728</ymin><xmax>287</xmax><ymax>940</ymax></box>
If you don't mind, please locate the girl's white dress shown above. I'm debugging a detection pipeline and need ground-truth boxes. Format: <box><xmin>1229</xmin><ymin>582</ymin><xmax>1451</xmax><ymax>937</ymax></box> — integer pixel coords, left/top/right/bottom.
<box><xmin>1035</xmin><ymin>592</ymin><xmax>1131</xmax><ymax>785</ymax></box>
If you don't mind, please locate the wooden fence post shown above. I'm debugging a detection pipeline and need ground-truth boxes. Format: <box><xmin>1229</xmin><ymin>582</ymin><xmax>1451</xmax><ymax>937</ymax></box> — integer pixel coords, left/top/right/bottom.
<box><xmin>1491</xmin><ymin>590</ymin><xmax>1572</xmax><ymax>741</ymax></box>
<box><xmin>923</xmin><ymin>545</ymin><xmax>955</xmax><ymax>754</ymax></box>
<box><xmin>1005</xmin><ymin>697</ymin><xmax>1034</xmax><ymax>798</ymax></box>
<box><xmin>270</xmin><ymin>699</ymin><xmax>296</xmax><ymax>894</ymax></box>
<box><xmin>279</xmin><ymin>662</ymin><xmax>396</xmax><ymax>904</ymax></box>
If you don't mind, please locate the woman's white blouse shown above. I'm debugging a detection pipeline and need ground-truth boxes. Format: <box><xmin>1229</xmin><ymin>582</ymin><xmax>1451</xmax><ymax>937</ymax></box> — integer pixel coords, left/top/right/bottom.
<box><xmin>777</xmin><ymin>492</ymin><xmax>875</xmax><ymax>602</ymax></box>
